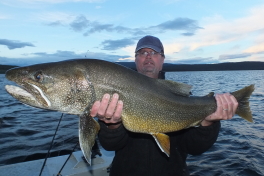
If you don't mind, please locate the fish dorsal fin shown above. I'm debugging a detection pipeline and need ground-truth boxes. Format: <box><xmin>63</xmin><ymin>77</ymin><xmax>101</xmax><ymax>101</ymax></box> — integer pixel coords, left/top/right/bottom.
<box><xmin>157</xmin><ymin>79</ymin><xmax>192</xmax><ymax>97</ymax></box>
<box><xmin>151</xmin><ymin>133</ymin><xmax>170</xmax><ymax>157</ymax></box>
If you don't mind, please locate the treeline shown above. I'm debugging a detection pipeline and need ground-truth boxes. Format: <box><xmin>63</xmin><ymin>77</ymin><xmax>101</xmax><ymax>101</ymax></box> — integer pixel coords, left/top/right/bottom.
<box><xmin>162</xmin><ymin>61</ymin><xmax>264</xmax><ymax>72</ymax></box>
<box><xmin>118</xmin><ymin>61</ymin><xmax>264</xmax><ymax>72</ymax></box>
<box><xmin>0</xmin><ymin>65</ymin><xmax>17</xmax><ymax>74</ymax></box>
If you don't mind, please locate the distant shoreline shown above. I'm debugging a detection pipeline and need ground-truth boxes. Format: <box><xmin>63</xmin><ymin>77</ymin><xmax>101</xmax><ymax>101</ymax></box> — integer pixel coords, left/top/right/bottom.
<box><xmin>1</xmin><ymin>61</ymin><xmax>264</xmax><ymax>74</ymax></box>
<box><xmin>0</xmin><ymin>65</ymin><xmax>17</xmax><ymax>74</ymax></box>
<box><xmin>118</xmin><ymin>61</ymin><xmax>264</xmax><ymax>72</ymax></box>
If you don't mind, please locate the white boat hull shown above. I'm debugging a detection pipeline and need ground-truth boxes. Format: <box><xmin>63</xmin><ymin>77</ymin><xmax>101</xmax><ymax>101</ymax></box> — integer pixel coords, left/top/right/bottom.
<box><xmin>0</xmin><ymin>150</ymin><xmax>114</xmax><ymax>176</ymax></box>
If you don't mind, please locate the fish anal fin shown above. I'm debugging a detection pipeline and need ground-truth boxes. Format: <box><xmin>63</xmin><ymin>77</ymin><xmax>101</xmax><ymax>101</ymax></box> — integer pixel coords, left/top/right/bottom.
<box><xmin>151</xmin><ymin>133</ymin><xmax>170</xmax><ymax>157</ymax></box>
<box><xmin>79</xmin><ymin>114</ymin><xmax>100</xmax><ymax>165</ymax></box>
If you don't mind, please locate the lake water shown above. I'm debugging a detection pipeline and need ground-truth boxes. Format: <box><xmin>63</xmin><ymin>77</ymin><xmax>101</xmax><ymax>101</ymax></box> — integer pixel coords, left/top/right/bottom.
<box><xmin>0</xmin><ymin>70</ymin><xmax>264</xmax><ymax>176</ymax></box>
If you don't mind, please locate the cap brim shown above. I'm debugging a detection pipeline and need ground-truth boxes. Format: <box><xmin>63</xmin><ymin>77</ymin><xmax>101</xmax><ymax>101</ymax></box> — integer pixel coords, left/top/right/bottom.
<box><xmin>135</xmin><ymin>45</ymin><xmax>162</xmax><ymax>53</ymax></box>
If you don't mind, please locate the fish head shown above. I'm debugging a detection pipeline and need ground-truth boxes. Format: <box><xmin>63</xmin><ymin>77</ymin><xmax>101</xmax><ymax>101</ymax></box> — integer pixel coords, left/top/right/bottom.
<box><xmin>5</xmin><ymin>61</ymin><xmax>96</xmax><ymax>114</ymax></box>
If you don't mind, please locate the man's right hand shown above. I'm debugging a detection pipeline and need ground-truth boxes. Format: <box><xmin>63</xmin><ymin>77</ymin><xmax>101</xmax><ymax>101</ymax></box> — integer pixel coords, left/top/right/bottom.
<box><xmin>90</xmin><ymin>93</ymin><xmax>123</xmax><ymax>129</ymax></box>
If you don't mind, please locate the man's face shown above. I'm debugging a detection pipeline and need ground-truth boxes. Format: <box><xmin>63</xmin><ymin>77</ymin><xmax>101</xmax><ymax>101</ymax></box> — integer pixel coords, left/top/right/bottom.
<box><xmin>135</xmin><ymin>48</ymin><xmax>165</xmax><ymax>78</ymax></box>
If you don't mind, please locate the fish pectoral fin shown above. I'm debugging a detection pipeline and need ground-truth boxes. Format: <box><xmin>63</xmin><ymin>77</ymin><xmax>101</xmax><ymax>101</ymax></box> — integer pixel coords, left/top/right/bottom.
<box><xmin>151</xmin><ymin>133</ymin><xmax>170</xmax><ymax>157</ymax></box>
<box><xmin>79</xmin><ymin>114</ymin><xmax>100</xmax><ymax>165</ymax></box>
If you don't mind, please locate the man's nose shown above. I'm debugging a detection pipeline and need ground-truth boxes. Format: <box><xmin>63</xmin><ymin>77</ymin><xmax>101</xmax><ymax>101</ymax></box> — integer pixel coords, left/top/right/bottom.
<box><xmin>146</xmin><ymin>52</ymin><xmax>152</xmax><ymax>58</ymax></box>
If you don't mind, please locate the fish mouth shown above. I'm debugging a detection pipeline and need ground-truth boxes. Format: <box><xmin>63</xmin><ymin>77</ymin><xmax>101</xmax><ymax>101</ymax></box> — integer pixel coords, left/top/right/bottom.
<box><xmin>5</xmin><ymin>83</ymin><xmax>51</xmax><ymax>108</ymax></box>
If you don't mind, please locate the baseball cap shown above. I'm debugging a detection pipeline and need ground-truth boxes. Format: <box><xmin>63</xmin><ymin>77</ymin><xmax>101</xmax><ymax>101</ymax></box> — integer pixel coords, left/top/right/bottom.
<box><xmin>135</xmin><ymin>35</ymin><xmax>164</xmax><ymax>55</ymax></box>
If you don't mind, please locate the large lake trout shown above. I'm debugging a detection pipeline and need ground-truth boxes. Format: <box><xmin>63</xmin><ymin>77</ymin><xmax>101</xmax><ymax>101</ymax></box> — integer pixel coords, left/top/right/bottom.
<box><xmin>5</xmin><ymin>59</ymin><xmax>254</xmax><ymax>164</ymax></box>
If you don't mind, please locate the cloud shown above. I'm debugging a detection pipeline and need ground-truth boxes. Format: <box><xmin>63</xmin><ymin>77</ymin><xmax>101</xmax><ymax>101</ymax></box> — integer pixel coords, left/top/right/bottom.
<box><xmin>101</xmin><ymin>38</ymin><xmax>135</xmax><ymax>50</ymax></box>
<box><xmin>153</xmin><ymin>0</ymin><xmax>181</xmax><ymax>5</ymax></box>
<box><xmin>56</xmin><ymin>15</ymin><xmax>202</xmax><ymax>38</ymax></box>
<box><xmin>153</xmin><ymin>18</ymin><xmax>202</xmax><ymax>36</ymax></box>
<box><xmin>219</xmin><ymin>53</ymin><xmax>252</xmax><ymax>60</ymax></box>
<box><xmin>62</xmin><ymin>15</ymin><xmax>203</xmax><ymax>51</ymax></box>
<box><xmin>1</xmin><ymin>0</ymin><xmax>104</xmax><ymax>5</ymax></box>
<box><xmin>244</xmin><ymin>30</ymin><xmax>264</xmax><ymax>53</ymax></box>
<box><xmin>47</xmin><ymin>21</ymin><xmax>65</xmax><ymax>26</ymax></box>
<box><xmin>162</xmin><ymin>4</ymin><xmax>264</xmax><ymax>63</ymax></box>
<box><xmin>0</xmin><ymin>13</ymin><xmax>10</xmax><ymax>19</ymax></box>
<box><xmin>170</xmin><ymin>57</ymin><xmax>216</xmax><ymax>64</ymax></box>
<box><xmin>84</xmin><ymin>23</ymin><xmax>115</xmax><ymax>34</ymax></box>
<box><xmin>70</xmin><ymin>15</ymin><xmax>90</xmax><ymax>32</ymax></box>
<box><xmin>0</xmin><ymin>56</ymin><xmax>38</xmax><ymax>66</ymax></box>
<box><xmin>1</xmin><ymin>50</ymin><xmax>131</xmax><ymax>66</ymax></box>
<box><xmin>181</xmin><ymin>32</ymin><xmax>195</xmax><ymax>36</ymax></box>
<box><xmin>189</xmin><ymin>5</ymin><xmax>264</xmax><ymax>51</ymax></box>
<box><xmin>39</xmin><ymin>12</ymin><xmax>75</xmax><ymax>26</ymax></box>
<box><xmin>32</xmin><ymin>50</ymin><xmax>81</xmax><ymax>58</ymax></box>
<box><xmin>0</xmin><ymin>39</ymin><xmax>35</xmax><ymax>50</ymax></box>
<box><xmin>245</xmin><ymin>45</ymin><xmax>264</xmax><ymax>54</ymax></box>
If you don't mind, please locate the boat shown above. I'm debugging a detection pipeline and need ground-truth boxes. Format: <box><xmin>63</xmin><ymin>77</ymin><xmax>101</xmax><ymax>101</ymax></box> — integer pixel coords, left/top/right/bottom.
<box><xmin>0</xmin><ymin>148</ymin><xmax>114</xmax><ymax>176</ymax></box>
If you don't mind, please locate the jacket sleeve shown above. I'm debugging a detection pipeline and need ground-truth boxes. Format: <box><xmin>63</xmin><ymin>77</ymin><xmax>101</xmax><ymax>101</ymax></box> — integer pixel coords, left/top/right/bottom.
<box><xmin>98</xmin><ymin>121</ymin><xmax>129</xmax><ymax>151</ymax></box>
<box><xmin>172</xmin><ymin>121</ymin><xmax>221</xmax><ymax>155</ymax></box>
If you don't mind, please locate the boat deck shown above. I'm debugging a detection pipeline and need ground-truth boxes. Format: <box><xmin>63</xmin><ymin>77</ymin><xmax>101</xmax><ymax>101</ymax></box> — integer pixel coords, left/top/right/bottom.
<box><xmin>0</xmin><ymin>149</ymin><xmax>114</xmax><ymax>176</ymax></box>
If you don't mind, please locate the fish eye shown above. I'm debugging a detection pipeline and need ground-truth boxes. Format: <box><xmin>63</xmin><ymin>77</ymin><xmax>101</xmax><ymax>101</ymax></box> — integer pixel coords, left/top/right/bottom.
<box><xmin>34</xmin><ymin>71</ymin><xmax>43</xmax><ymax>82</ymax></box>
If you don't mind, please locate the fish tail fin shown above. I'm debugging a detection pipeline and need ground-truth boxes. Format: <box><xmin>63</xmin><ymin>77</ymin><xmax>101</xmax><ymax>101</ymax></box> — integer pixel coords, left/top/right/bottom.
<box><xmin>151</xmin><ymin>133</ymin><xmax>170</xmax><ymax>157</ymax></box>
<box><xmin>231</xmin><ymin>84</ymin><xmax>254</xmax><ymax>122</ymax></box>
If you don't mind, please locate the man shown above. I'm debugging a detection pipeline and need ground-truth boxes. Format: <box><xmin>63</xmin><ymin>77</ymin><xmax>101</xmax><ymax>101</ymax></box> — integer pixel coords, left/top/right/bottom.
<box><xmin>90</xmin><ymin>35</ymin><xmax>238</xmax><ymax>176</ymax></box>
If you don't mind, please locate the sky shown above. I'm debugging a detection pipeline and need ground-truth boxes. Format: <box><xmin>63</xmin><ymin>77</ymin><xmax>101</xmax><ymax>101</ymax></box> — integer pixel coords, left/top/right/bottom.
<box><xmin>1</xmin><ymin>0</ymin><xmax>264</xmax><ymax>66</ymax></box>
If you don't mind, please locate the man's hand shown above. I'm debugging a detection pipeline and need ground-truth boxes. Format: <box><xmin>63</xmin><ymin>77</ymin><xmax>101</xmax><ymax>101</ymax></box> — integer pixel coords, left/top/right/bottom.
<box><xmin>201</xmin><ymin>93</ymin><xmax>238</xmax><ymax>126</ymax></box>
<box><xmin>90</xmin><ymin>93</ymin><xmax>123</xmax><ymax>129</ymax></box>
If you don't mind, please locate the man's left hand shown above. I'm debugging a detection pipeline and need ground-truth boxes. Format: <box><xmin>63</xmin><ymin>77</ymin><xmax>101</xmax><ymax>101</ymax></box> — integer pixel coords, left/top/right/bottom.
<box><xmin>201</xmin><ymin>93</ymin><xmax>238</xmax><ymax>126</ymax></box>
